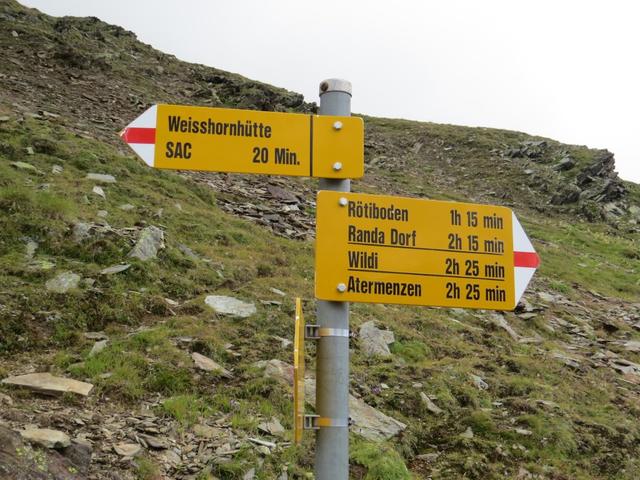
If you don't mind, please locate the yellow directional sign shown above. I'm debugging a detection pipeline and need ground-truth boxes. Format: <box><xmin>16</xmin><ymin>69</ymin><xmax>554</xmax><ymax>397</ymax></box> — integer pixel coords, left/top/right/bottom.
<box><xmin>293</xmin><ymin>298</ymin><xmax>305</xmax><ymax>444</ymax></box>
<box><xmin>315</xmin><ymin>191</ymin><xmax>530</xmax><ymax>310</ymax></box>
<box><xmin>121</xmin><ymin>104</ymin><xmax>364</xmax><ymax>179</ymax></box>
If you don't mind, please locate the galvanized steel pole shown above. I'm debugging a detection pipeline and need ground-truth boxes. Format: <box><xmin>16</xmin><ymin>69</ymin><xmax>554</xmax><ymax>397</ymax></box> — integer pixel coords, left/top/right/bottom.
<box><xmin>315</xmin><ymin>78</ymin><xmax>352</xmax><ymax>480</ymax></box>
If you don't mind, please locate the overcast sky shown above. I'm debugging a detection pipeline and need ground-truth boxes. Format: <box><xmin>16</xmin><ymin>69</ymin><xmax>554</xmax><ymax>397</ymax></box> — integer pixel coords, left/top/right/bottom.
<box><xmin>23</xmin><ymin>0</ymin><xmax>640</xmax><ymax>183</ymax></box>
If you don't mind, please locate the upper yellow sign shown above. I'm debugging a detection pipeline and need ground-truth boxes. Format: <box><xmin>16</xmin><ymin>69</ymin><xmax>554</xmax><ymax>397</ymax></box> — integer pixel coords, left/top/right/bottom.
<box><xmin>121</xmin><ymin>104</ymin><xmax>364</xmax><ymax>179</ymax></box>
<box><xmin>315</xmin><ymin>192</ymin><xmax>520</xmax><ymax>310</ymax></box>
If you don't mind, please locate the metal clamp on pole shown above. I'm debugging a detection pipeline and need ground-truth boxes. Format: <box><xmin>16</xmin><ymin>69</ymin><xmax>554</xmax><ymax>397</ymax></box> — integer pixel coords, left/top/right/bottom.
<box><xmin>306</xmin><ymin>325</ymin><xmax>350</xmax><ymax>340</ymax></box>
<box><xmin>305</xmin><ymin>324</ymin><xmax>320</xmax><ymax>340</ymax></box>
<box><xmin>319</xmin><ymin>328</ymin><xmax>349</xmax><ymax>338</ymax></box>
<box><xmin>304</xmin><ymin>415</ymin><xmax>349</xmax><ymax>429</ymax></box>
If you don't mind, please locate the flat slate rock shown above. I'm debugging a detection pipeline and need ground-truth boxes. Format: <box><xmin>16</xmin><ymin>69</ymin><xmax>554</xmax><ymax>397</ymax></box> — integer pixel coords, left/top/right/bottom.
<box><xmin>84</xmin><ymin>331</ymin><xmax>108</xmax><ymax>340</ymax></box>
<box><xmin>267</xmin><ymin>184</ymin><xmax>298</xmax><ymax>202</ymax></box>
<box><xmin>204</xmin><ymin>295</ymin><xmax>256</xmax><ymax>318</ymax></box>
<box><xmin>1</xmin><ymin>372</ymin><xmax>93</xmax><ymax>396</ymax></box>
<box><xmin>621</xmin><ymin>340</ymin><xmax>640</xmax><ymax>352</ymax></box>
<box><xmin>20</xmin><ymin>428</ymin><xmax>71</xmax><ymax>449</ymax></box>
<box><xmin>420</xmin><ymin>392</ymin><xmax>443</xmax><ymax>415</ymax></box>
<box><xmin>11</xmin><ymin>161</ymin><xmax>38</xmax><ymax>172</ymax></box>
<box><xmin>257</xmin><ymin>418</ymin><xmax>285</xmax><ymax>436</ymax></box>
<box><xmin>191</xmin><ymin>352</ymin><xmax>233</xmax><ymax>378</ymax></box>
<box><xmin>113</xmin><ymin>442</ymin><xmax>141</xmax><ymax>457</ymax></box>
<box><xmin>193</xmin><ymin>424</ymin><xmax>227</xmax><ymax>439</ymax></box>
<box><xmin>45</xmin><ymin>272</ymin><xmax>81</xmax><ymax>293</ymax></box>
<box><xmin>100</xmin><ymin>264</ymin><xmax>130</xmax><ymax>275</ymax></box>
<box><xmin>86</xmin><ymin>173</ymin><xmax>116</xmax><ymax>183</ymax></box>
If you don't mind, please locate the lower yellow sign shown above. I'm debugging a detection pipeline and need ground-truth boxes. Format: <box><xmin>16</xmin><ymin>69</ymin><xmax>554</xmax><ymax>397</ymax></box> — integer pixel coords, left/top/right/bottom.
<box><xmin>293</xmin><ymin>298</ymin><xmax>305</xmax><ymax>444</ymax></box>
<box><xmin>315</xmin><ymin>192</ymin><xmax>517</xmax><ymax>309</ymax></box>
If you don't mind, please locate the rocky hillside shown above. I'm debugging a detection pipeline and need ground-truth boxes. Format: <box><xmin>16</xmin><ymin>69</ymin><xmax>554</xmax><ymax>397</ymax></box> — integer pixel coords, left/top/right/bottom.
<box><xmin>1</xmin><ymin>1</ymin><xmax>639</xmax><ymax>479</ymax></box>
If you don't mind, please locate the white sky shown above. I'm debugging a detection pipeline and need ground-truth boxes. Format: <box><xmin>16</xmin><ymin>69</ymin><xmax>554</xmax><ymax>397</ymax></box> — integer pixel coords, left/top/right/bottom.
<box><xmin>23</xmin><ymin>0</ymin><xmax>640</xmax><ymax>183</ymax></box>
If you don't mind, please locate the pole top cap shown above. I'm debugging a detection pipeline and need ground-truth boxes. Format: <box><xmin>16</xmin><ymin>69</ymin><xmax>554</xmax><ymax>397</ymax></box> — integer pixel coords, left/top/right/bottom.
<box><xmin>319</xmin><ymin>79</ymin><xmax>352</xmax><ymax>96</ymax></box>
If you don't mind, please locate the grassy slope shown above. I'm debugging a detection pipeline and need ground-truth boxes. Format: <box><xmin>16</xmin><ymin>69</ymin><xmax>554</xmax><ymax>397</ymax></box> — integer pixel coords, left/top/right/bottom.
<box><xmin>1</xmin><ymin>1</ymin><xmax>640</xmax><ymax>479</ymax></box>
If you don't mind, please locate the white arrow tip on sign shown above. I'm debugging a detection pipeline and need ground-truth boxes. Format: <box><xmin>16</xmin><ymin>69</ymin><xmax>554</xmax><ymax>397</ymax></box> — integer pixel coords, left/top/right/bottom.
<box><xmin>129</xmin><ymin>144</ymin><xmax>155</xmax><ymax>167</ymax></box>
<box><xmin>512</xmin><ymin>212</ymin><xmax>540</xmax><ymax>306</ymax></box>
<box><xmin>120</xmin><ymin>105</ymin><xmax>157</xmax><ymax>167</ymax></box>
<box><xmin>126</xmin><ymin>104</ymin><xmax>157</xmax><ymax>129</ymax></box>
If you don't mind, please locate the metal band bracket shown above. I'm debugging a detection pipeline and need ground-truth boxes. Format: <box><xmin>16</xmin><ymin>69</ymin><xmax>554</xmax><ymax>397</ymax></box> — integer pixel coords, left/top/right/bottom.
<box><xmin>304</xmin><ymin>415</ymin><xmax>349</xmax><ymax>429</ymax></box>
<box><xmin>305</xmin><ymin>325</ymin><xmax>349</xmax><ymax>340</ymax></box>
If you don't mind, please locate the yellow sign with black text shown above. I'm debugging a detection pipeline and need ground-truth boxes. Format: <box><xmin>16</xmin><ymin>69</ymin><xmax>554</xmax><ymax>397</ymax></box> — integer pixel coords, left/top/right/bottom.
<box><xmin>315</xmin><ymin>192</ymin><xmax>517</xmax><ymax>309</ymax></box>
<box><xmin>122</xmin><ymin>104</ymin><xmax>364</xmax><ymax>179</ymax></box>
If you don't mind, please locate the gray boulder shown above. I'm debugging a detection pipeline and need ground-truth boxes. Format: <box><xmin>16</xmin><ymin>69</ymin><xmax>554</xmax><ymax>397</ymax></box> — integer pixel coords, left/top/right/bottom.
<box><xmin>0</xmin><ymin>425</ymin><xmax>86</xmax><ymax>479</ymax></box>
<box><xmin>204</xmin><ymin>295</ymin><xmax>256</xmax><ymax>318</ymax></box>
<box><xmin>359</xmin><ymin>321</ymin><xmax>395</xmax><ymax>357</ymax></box>
<box><xmin>129</xmin><ymin>226</ymin><xmax>164</xmax><ymax>261</ymax></box>
<box><xmin>45</xmin><ymin>272</ymin><xmax>81</xmax><ymax>293</ymax></box>
<box><xmin>20</xmin><ymin>429</ymin><xmax>70</xmax><ymax>449</ymax></box>
<box><xmin>553</xmin><ymin>156</ymin><xmax>575</xmax><ymax>171</ymax></box>
<box><xmin>72</xmin><ymin>222</ymin><xmax>92</xmax><ymax>242</ymax></box>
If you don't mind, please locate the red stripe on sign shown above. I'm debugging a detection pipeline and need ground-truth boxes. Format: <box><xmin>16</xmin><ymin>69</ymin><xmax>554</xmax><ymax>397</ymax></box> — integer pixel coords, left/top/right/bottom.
<box><xmin>514</xmin><ymin>251</ymin><xmax>540</xmax><ymax>268</ymax></box>
<box><xmin>121</xmin><ymin>127</ymin><xmax>155</xmax><ymax>144</ymax></box>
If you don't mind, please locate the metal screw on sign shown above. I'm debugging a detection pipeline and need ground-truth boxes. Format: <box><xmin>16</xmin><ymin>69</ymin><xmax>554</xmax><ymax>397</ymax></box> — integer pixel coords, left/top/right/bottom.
<box><xmin>333</xmin><ymin>162</ymin><xmax>343</xmax><ymax>171</ymax></box>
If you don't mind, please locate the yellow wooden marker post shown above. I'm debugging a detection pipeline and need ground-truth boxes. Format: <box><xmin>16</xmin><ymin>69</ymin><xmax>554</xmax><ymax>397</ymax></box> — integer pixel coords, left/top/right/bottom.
<box><xmin>293</xmin><ymin>297</ymin><xmax>305</xmax><ymax>444</ymax></box>
<box><xmin>316</xmin><ymin>191</ymin><xmax>539</xmax><ymax>310</ymax></box>
<box><xmin>120</xmin><ymin>104</ymin><xmax>364</xmax><ymax>179</ymax></box>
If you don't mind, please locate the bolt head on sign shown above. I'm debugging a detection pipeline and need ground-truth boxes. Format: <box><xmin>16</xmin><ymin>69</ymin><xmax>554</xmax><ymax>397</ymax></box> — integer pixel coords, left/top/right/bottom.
<box><xmin>120</xmin><ymin>104</ymin><xmax>364</xmax><ymax>179</ymax></box>
<box><xmin>315</xmin><ymin>191</ymin><xmax>540</xmax><ymax>310</ymax></box>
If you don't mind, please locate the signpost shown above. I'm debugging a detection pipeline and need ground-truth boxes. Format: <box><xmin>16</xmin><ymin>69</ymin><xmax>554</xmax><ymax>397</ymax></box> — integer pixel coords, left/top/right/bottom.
<box><xmin>121</xmin><ymin>80</ymin><xmax>541</xmax><ymax>480</ymax></box>
<box><xmin>316</xmin><ymin>191</ymin><xmax>539</xmax><ymax>310</ymax></box>
<box><xmin>314</xmin><ymin>79</ymin><xmax>352</xmax><ymax>480</ymax></box>
<box><xmin>120</xmin><ymin>104</ymin><xmax>364</xmax><ymax>179</ymax></box>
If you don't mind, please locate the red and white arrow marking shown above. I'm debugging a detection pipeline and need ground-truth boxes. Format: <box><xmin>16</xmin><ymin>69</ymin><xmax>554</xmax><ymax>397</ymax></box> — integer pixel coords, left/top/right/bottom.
<box><xmin>120</xmin><ymin>105</ymin><xmax>157</xmax><ymax>167</ymax></box>
<box><xmin>512</xmin><ymin>212</ymin><xmax>540</xmax><ymax>304</ymax></box>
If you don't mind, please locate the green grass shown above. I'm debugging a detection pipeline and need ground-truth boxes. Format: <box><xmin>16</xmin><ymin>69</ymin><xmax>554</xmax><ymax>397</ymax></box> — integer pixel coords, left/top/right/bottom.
<box><xmin>389</xmin><ymin>339</ymin><xmax>430</xmax><ymax>363</ymax></box>
<box><xmin>0</xmin><ymin>67</ymin><xmax>639</xmax><ymax>480</ymax></box>
<box><xmin>135</xmin><ymin>456</ymin><xmax>161</xmax><ymax>480</ymax></box>
<box><xmin>66</xmin><ymin>326</ymin><xmax>194</xmax><ymax>401</ymax></box>
<box><xmin>526</xmin><ymin>217</ymin><xmax>640</xmax><ymax>300</ymax></box>
<box><xmin>160</xmin><ymin>395</ymin><xmax>211</xmax><ymax>427</ymax></box>
<box><xmin>351</xmin><ymin>441</ymin><xmax>412</xmax><ymax>480</ymax></box>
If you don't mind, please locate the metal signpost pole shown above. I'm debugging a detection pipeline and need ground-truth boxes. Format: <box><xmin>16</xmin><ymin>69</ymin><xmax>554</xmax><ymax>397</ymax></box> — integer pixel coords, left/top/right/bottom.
<box><xmin>315</xmin><ymin>78</ymin><xmax>352</xmax><ymax>480</ymax></box>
